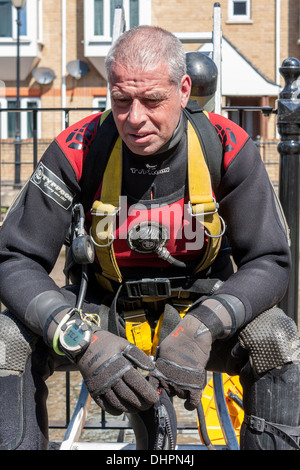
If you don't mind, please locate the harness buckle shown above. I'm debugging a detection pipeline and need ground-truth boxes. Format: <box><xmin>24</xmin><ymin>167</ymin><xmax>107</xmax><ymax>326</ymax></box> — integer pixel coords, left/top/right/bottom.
<box><xmin>125</xmin><ymin>278</ymin><xmax>172</xmax><ymax>299</ymax></box>
<box><xmin>187</xmin><ymin>198</ymin><xmax>219</xmax><ymax>216</ymax></box>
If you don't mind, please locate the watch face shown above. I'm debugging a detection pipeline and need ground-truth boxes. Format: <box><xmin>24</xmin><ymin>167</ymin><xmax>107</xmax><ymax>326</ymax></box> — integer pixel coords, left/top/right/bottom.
<box><xmin>64</xmin><ymin>323</ymin><xmax>86</xmax><ymax>347</ymax></box>
<box><xmin>60</xmin><ymin>319</ymin><xmax>91</xmax><ymax>354</ymax></box>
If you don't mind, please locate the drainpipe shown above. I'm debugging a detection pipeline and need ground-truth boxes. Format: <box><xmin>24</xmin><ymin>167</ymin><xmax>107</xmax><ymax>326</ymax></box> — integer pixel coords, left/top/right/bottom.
<box><xmin>275</xmin><ymin>0</ymin><xmax>281</xmax><ymax>86</ymax></box>
<box><xmin>61</xmin><ymin>0</ymin><xmax>66</xmax><ymax>129</ymax></box>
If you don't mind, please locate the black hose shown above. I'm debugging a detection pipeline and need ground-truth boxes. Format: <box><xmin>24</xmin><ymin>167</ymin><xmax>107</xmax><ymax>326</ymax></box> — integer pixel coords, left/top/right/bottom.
<box><xmin>76</xmin><ymin>264</ymin><xmax>89</xmax><ymax>310</ymax></box>
<box><xmin>155</xmin><ymin>245</ymin><xmax>193</xmax><ymax>269</ymax></box>
<box><xmin>196</xmin><ymin>402</ymin><xmax>216</xmax><ymax>450</ymax></box>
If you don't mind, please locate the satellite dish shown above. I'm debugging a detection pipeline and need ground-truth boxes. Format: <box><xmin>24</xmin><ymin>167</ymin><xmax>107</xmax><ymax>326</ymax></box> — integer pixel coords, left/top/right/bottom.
<box><xmin>32</xmin><ymin>67</ymin><xmax>56</xmax><ymax>85</ymax></box>
<box><xmin>67</xmin><ymin>60</ymin><xmax>89</xmax><ymax>80</ymax></box>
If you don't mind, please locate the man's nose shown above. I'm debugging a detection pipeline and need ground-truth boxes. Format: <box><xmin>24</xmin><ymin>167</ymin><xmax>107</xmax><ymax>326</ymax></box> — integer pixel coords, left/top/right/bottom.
<box><xmin>128</xmin><ymin>99</ymin><xmax>146</xmax><ymax>126</ymax></box>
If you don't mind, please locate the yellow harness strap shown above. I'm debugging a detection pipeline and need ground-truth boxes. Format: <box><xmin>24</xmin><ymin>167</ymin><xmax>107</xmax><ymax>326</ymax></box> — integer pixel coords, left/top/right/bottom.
<box><xmin>91</xmin><ymin>110</ymin><xmax>123</xmax><ymax>288</ymax></box>
<box><xmin>187</xmin><ymin>119</ymin><xmax>223</xmax><ymax>272</ymax></box>
<box><xmin>91</xmin><ymin>111</ymin><xmax>223</xmax><ymax>288</ymax></box>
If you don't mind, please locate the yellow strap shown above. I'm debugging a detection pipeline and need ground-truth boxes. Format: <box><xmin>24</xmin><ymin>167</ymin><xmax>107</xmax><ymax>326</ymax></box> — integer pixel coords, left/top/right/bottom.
<box><xmin>187</xmin><ymin>120</ymin><xmax>223</xmax><ymax>272</ymax></box>
<box><xmin>125</xmin><ymin>320</ymin><xmax>153</xmax><ymax>357</ymax></box>
<box><xmin>194</xmin><ymin>214</ymin><xmax>223</xmax><ymax>272</ymax></box>
<box><xmin>91</xmin><ymin>132</ymin><xmax>123</xmax><ymax>285</ymax></box>
<box><xmin>100</xmin><ymin>135</ymin><xmax>122</xmax><ymax>207</ymax></box>
<box><xmin>187</xmin><ymin>120</ymin><xmax>216</xmax><ymax>211</ymax></box>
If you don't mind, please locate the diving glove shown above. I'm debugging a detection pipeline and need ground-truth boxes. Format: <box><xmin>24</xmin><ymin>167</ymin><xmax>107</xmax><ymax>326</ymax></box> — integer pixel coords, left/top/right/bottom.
<box><xmin>76</xmin><ymin>327</ymin><xmax>159</xmax><ymax>415</ymax></box>
<box><xmin>149</xmin><ymin>313</ymin><xmax>213</xmax><ymax>411</ymax></box>
<box><xmin>47</xmin><ymin>307</ymin><xmax>159</xmax><ymax>416</ymax></box>
<box><xmin>150</xmin><ymin>295</ymin><xmax>245</xmax><ymax>410</ymax></box>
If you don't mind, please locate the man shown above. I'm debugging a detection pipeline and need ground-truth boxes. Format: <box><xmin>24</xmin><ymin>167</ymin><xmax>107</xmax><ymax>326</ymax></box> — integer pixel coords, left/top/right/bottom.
<box><xmin>0</xmin><ymin>26</ymin><xmax>299</xmax><ymax>450</ymax></box>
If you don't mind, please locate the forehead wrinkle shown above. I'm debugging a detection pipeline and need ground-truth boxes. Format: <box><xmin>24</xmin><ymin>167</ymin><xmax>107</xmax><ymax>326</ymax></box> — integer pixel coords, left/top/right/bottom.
<box><xmin>111</xmin><ymin>89</ymin><xmax>170</xmax><ymax>99</ymax></box>
<box><xmin>110</xmin><ymin>76</ymin><xmax>173</xmax><ymax>100</ymax></box>
<box><xmin>110</xmin><ymin>62</ymin><xmax>173</xmax><ymax>89</ymax></box>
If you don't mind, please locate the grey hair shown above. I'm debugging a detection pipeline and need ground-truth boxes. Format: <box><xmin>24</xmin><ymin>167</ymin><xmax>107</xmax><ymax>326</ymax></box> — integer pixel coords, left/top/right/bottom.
<box><xmin>105</xmin><ymin>25</ymin><xmax>186</xmax><ymax>88</ymax></box>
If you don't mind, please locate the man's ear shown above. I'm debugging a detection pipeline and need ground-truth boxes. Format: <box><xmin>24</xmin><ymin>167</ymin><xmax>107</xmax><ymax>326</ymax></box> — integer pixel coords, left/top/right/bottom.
<box><xmin>180</xmin><ymin>74</ymin><xmax>192</xmax><ymax>109</ymax></box>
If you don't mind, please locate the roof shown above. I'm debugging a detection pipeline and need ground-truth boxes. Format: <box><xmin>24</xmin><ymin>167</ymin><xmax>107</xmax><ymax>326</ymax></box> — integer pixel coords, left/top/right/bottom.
<box><xmin>199</xmin><ymin>37</ymin><xmax>280</xmax><ymax>97</ymax></box>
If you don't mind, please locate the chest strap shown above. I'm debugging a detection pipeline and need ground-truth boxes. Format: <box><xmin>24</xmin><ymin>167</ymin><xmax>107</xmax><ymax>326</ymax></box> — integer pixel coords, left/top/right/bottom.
<box><xmin>90</xmin><ymin>111</ymin><xmax>224</xmax><ymax>291</ymax></box>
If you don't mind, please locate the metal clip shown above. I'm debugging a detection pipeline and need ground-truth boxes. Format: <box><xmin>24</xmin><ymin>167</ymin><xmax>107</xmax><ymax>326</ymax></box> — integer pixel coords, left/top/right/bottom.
<box><xmin>187</xmin><ymin>198</ymin><xmax>219</xmax><ymax>217</ymax></box>
<box><xmin>90</xmin><ymin>206</ymin><xmax>120</xmax><ymax>217</ymax></box>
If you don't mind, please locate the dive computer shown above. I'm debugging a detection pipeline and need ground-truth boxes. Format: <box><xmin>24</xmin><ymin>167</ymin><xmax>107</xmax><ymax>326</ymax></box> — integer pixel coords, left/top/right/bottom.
<box><xmin>59</xmin><ymin>317</ymin><xmax>92</xmax><ymax>358</ymax></box>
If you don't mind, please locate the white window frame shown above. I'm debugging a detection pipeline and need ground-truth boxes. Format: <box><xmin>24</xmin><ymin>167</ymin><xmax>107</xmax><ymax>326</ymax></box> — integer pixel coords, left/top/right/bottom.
<box><xmin>228</xmin><ymin>0</ymin><xmax>251</xmax><ymax>22</ymax></box>
<box><xmin>0</xmin><ymin>97</ymin><xmax>6</xmax><ymax>139</ymax></box>
<box><xmin>0</xmin><ymin>97</ymin><xmax>42</xmax><ymax>139</ymax></box>
<box><xmin>0</xmin><ymin>0</ymin><xmax>39</xmax><ymax>43</ymax></box>
<box><xmin>20</xmin><ymin>97</ymin><xmax>42</xmax><ymax>140</ymax></box>
<box><xmin>92</xmin><ymin>97</ymin><xmax>106</xmax><ymax>112</ymax></box>
<box><xmin>0</xmin><ymin>0</ymin><xmax>27</xmax><ymax>41</ymax></box>
<box><xmin>86</xmin><ymin>0</ymin><xmax>151</xmax><ymax>42</ymax></box>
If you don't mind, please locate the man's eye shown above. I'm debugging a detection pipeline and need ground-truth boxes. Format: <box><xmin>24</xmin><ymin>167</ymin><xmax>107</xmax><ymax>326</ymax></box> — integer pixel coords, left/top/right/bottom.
<box><xmin>143</xmin><ymin>98</ymin><xmax>162</xmax><ymax>107</ymax></box>
<box><xmin>113</xmin><ymin>97</ymin><xmax>131</xmax><ymax>105</ymax></box>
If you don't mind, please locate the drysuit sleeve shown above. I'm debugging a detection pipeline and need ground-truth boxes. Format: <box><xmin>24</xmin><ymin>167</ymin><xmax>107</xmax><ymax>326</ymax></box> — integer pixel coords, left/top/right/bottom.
<box><xmin>208</xmin><ymin>116</ymin><xmax>291</xmax><ymax>325</ymax></box>
<box><xmin>0</xmin><ymin>140</ymin><xmax>80</xmax><ymax>333</ymax></box>
<box><xmin>0</xmin><ymin>112</ymin><xmax>102</xmax><ymax>338</ymax></box>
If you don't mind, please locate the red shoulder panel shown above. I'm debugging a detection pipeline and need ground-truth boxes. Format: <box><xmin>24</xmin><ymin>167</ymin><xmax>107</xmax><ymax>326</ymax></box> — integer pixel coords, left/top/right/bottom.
<box><xmin>55</xmin><ymin>113</ymin><xmax>102</xmax><ymax>180</ymax></box>
<box><xmin>208</xmin><ymin>113</ymin><xmax>249</xmax><ymax>170</ymax></box>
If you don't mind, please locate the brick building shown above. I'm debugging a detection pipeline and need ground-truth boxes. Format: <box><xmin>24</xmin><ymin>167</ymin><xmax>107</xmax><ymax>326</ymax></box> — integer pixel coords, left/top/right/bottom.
<box><xmin>0</xmin><ymin>0</ymin><xmax>299</xmax><ymax>186</ymax></box>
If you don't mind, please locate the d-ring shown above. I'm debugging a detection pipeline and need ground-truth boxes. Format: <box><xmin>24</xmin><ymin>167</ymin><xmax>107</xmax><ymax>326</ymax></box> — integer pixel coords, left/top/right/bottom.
<box><xmin>89</xmin><ymin>228</ymin><xmax>114</xmax><ymax>247</ymax></box>
<box><xmin>205</xmin><ymin>215</ymin><xmax>226</xmax><ymax>239</ymax></box>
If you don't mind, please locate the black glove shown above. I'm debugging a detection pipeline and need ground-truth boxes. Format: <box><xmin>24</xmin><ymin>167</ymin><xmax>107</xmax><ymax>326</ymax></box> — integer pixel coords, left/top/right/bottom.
<box><xmin>149</xmin><ymin>313</ymin><xmax>213</xmax><ymax>411</ymax></box>
<box><xmin>77</xmin><ymin>327</ymin><xmax>159</xmax><ymax>415</ymax></box>
<box><xmin>149</xmin><ymin>299</ymin><xmax>234</xmax><ymax>411</ymax></box>
<box><xmin>45</xmin><ymin>305</ymin><xmax>159</xmax><ymax>416</ymax></box>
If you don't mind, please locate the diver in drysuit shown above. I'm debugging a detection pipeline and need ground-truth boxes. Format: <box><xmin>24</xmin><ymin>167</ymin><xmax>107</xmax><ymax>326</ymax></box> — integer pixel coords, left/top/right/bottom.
<box><xmin>0</xmin><ymin>26</ymin><xmax>299</xmax><ymax>450</ymax></box>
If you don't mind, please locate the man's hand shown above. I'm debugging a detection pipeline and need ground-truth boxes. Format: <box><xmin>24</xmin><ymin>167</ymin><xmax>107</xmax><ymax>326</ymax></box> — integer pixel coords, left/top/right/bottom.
<box><xmin>77</xmin><ymin>329</ymin><xmax>159</xmax><ymax>415</ymax></box>
<box><xmin>149</xmin><ymin>314</ymin><xmax>213</xmax><ymax>411</ymax></box>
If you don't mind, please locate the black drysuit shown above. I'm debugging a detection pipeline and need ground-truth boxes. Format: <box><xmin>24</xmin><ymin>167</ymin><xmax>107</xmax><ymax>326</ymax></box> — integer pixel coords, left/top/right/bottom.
<box><xmin>0</xmin><ymin>109</ymin><xmax>298</xmax><ymax>450</ymax></box>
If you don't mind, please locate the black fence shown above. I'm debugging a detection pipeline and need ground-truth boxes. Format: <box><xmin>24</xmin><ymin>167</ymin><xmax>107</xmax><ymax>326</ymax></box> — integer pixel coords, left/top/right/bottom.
<box><xmin>0</xmin><ymin>105</ymin><xmax>280</xmax><ymax>206</ymax></box>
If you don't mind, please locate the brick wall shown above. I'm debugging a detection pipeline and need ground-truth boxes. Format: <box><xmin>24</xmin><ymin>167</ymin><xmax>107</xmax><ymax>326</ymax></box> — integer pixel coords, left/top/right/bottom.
<box><xmin>151</xmin><ymin>0</ymin><xmax>299</xmax><ymax>85</ymax></box>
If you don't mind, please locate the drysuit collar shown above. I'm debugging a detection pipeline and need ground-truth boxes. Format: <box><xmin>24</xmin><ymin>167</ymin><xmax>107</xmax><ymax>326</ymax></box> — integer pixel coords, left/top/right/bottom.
<box><xmin>124</xmin><ymin>113</ymin><xmax>185</xmax><ymax>161</ymax></box>
<box><xmin>154</xmin><ymin>113</ymin><xmax>185</xmax><ymax>155</ymax></box>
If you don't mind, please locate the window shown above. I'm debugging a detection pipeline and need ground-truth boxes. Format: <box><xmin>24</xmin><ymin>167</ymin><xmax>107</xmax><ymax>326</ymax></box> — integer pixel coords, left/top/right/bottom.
<box><xmin>7</xmin><ymin>100</ymin><xmax>17</xmax><ymax>138</ymax></box>
<box><xmin>0</xmin><ymin>0</ymin><xmax>27</xmax><ymax>38</ymax></box>
<box><xmin>93</xmin><ymin>0</ymin><xmax>139</xmax><ymax>38</ymax></box>
<box><xmin>227</xmin><ymin>97</ymin><xmax>260</xmax><ymax>140</ymax></box>
<box><xmin>0</xmin><ymin>1</ymin><xmax>12</xmax><ymax>37</ymax></box>
<box><xmin>26</xmin><ymin>100</ymin><xmax>38</xmax><ymax>138</ymax></box>
<box><xmin>228</xmin><ymin>0</ymin><xmax>251</xmax><ymax>22</ymax></box>
<box><xmin>94</xmin><ymin>0</ymin><xmax>104</xmax><ymax>36</ymax></box>
<box><xmin>0</xmin><ymin>98</ymin><xmax>41</xmax><ymax>139</ymax></box>
<box><xmin>92</xmin><ymin>97</ymin><xmax>106</xmax><ymax>112</ymax></box>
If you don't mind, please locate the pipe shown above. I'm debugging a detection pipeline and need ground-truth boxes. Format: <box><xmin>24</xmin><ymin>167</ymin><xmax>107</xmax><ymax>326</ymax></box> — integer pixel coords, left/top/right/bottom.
<box><xmin>212</xmin><ymin>2</ymin><xmax>222</xmax><ymax>115</ymax></box>
<box><xmin>61</xmin><ymin>0</ymin><xmax>66</xmax><ymax>129</ymax></box>
<box><xmin>275</xmin><ymin>0</ymin><xmax>281</xmax><ymax>86</ymax></box>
